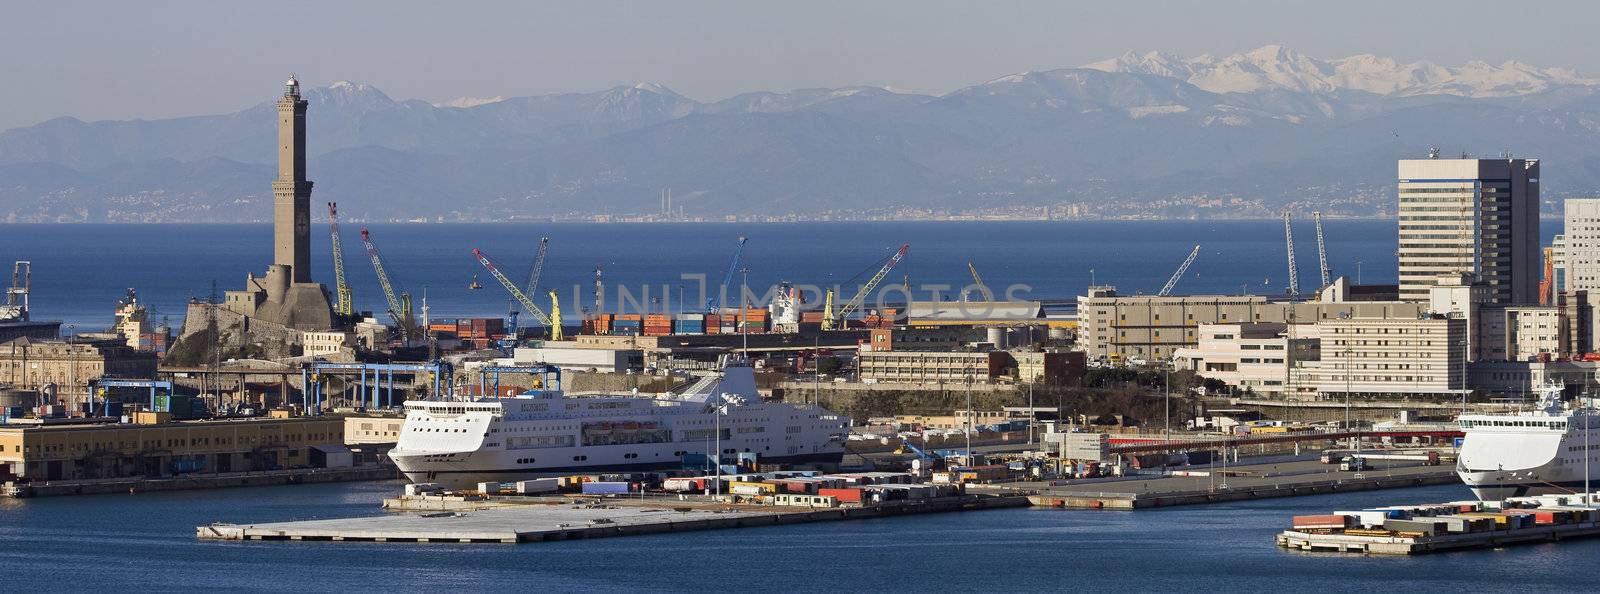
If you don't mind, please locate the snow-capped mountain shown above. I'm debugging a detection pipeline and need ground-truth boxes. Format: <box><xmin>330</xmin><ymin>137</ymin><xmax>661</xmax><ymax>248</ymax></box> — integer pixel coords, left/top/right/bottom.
<box><xmin>434</xmin><ymin>95</ymin><xmax>505</xmax><ymax>109</ymax></box>
<box><xmin>1085</xmin><ymin>44</ymin><xmax>1596</xmax><ymax>97</ymax></box>
<box><xmin>4</xmin><ymin>46</ymin><xmax>1600</xmax><ymax>223</ymax></box>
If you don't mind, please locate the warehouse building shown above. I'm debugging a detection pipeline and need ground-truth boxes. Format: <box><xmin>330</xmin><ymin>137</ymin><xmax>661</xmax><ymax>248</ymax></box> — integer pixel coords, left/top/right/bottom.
<box><xmin>0</xmin><ymin>415</ymin><xmax>346</xmax><ymax>482</ymax></box>
<box><xmin>1077</xmin><ymin>285</ymin><xmax>1426</xmax><ymax>363</ymax></box>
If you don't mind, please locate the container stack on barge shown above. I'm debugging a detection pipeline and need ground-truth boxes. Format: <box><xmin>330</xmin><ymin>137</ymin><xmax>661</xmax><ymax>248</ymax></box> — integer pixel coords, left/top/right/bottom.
<box><xmin>1277</xmin><ymin>493</ymin><xmax>1600</xmax><ymax>554</ymax></box>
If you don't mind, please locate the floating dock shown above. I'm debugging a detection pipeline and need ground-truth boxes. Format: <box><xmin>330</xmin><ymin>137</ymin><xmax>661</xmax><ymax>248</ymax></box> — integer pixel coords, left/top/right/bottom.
<box><xmin>5</xmin><ymin>466</ymin><xmax>397</xmax><ymax>498</ymax></box>
<box><xmin>1278</xmin><ymin>522</ymin><xmax>1600</xmax><ymax>555</ymax></box>
<box><xmin>1275</xmin><ymin>493</ymin><xmax>1600</xmax><ymax>555</ymax></box>
<box><xmin>986</xmin><ymin>458</ymin><xmax>1459</xmax><ymax>509</ymax></box>
<box><xmin>197</xmin><ymin>494</ymin><xmax>1027</xmax><ymax>544</ymax></box>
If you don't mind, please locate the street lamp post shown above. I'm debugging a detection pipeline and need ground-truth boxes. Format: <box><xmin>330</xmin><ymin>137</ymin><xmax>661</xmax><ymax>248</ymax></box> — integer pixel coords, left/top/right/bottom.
<box><xmin>1164</xmin><ymin>367</ymin><xmax>1171</xmax><ymax>441</ymax></box>
<box><xmin>739</xmin><ymin>267</ymin><xmax>750</xmax><ymax>355</ymax></box>
<box><xmin>965</xmin><ymin>372</ymin><xmax>974</xmax><ymax>463</ymax></box>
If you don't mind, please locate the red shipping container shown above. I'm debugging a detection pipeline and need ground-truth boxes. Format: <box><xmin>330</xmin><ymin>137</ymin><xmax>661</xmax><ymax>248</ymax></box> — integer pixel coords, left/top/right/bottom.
<box><xmin>1291</xmin><ymin>515</ymin><xmax>1349</xmax><ymax>529</ymax></box>
<box><xmin>819</xmin><ymin>487</ymin><xmax>863</xmax><ymax>503</ymax></box>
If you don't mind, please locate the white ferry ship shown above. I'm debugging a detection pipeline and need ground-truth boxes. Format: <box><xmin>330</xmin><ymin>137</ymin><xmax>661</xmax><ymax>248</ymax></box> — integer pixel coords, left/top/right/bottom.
<box><xmin>389</xmin><ymin>359</ymin><xmax>848</xmax><ymax>486</ymax></box>
<box><xmin>1457</xmin><ymin>383</ymin><xmax>1600</xmax><ymax>500</ymax></box>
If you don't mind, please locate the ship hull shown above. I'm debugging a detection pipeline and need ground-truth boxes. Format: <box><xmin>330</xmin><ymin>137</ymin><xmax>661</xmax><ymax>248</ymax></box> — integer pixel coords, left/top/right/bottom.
<box><xmin>394</xmin><ymin>451</ymin><xmax>845</xmax><ymax>487</ymax></box>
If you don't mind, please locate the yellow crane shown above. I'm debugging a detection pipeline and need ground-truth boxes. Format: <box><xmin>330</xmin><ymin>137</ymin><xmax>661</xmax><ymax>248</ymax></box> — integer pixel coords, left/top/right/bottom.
<box><xmin>472</xmin><ymin>248</ymin><xmax>560</xmax><ymax>340</ymax></box>
<box><xmin>823</xmin><ymin>244</ymin><xmax>909</xmax><ymax>331</ymax></box>
<box><xmin>327</xmin><ymin>203</ymin><xmax>354</xmax><ymax>318</ymax></box>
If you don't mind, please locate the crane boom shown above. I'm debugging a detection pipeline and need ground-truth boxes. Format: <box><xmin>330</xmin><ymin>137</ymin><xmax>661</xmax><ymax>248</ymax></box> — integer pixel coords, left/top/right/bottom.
<box><xmin>1314</xmin><ymin>211</ymin><xmax>1331</xmax><ymax>288</ymax></box>
<box><xmin>1158</xmin><ymin>245</ymin><xmax>1201</xmax><ymax>297</ymax></box>
<box><xmin>965</xmin><ymin>262</ymin><xmax>992</xmax><ymax>301</ymax></box>
<box><xmin>360</xmin><ymin>227</ymin><xmax>413</xmax><ymax>338</ymax></box>
<box><xmin>1283</xmin><ymin>212</ymin><xmax>1300</xmax><ymax>300</ymax></box>
<box><xmin>709</xmin><ymin>236</ymin><xmax>749</xmax><ymax>312</ymax></box>
<box><xmin>327</xmin><ymin>203</ymin><xmax>353</xmax><ymax>317</ymax></box>
<box><xmin>521</xmin><ymin>237</ymin><xmax>550</xmax><ymax>310</ymax></box>
<box><xmin>472</xmin><ymin>248</ymin><xmax>554</xmax><ymax>328</ymax></box>
<box><xmin>828</xmin><ymin>244</ymin><xmax>909</xmax><ymax>329</ymax></box>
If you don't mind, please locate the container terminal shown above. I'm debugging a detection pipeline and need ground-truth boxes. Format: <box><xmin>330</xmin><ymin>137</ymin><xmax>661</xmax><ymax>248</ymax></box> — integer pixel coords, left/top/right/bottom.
<box><xmin>1277</xmin><ymin>492</ymin><xmax>1600</xmax><ymax>555</ymax></box>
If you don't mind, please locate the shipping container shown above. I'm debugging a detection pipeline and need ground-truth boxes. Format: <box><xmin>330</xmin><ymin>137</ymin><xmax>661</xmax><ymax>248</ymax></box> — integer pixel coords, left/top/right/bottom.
<box><xmin>1382</xmin><ymin>518</ymin><xmax>1445</xmax><ymax>536</ymax></box>
<box><xmin>581</xmin><ymin>481</ymin><xmax>631</xmax><ymax>495</ymax></box>
<box><xmin>1290</xmin><ymin>514</ymin><xmax>1350</xmax><ymax>530</ymax></box>
<box><xmin>404</xmin><ymin>483</ymin><xmax>441</xmax><ymax>496</ymax></box>
<box><xmin>515</xmin><ymin>478</ymin><xmax>559</xmax><ymax>494</ymax></box>
<box><xmin>818</xmin><ymin>487</ymin><xmax>864</xmax><ymax>503</ymax></box>
<box><xmin>729</xmin><ymin>481</ymin><xmax>777</xmax><ymax>495</ymax></box>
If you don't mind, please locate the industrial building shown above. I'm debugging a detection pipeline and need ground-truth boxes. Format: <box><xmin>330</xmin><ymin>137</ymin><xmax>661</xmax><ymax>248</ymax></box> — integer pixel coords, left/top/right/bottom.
<box><xmin>857</xmin><ymin>351</ymin><xmax>1006</xmax><ymax>384</ymax></box>
<box><xmin>0</xmin><ymin>337</ymin><xmax>159</xmax><ymax>410</ymax></box>
<box><xmin>1397</xmin><ymin>156</ymin><xmax>1540</xmax><ymax>304</ymax></box>
<box><xmin>511</xmin><ymin>342</ymin><xmax>644</xmax><ymax>374</ymax></box>
<box><xmin>1076</xmin><ymin>285</ymin><xmax>1426</xmax><ymax>363</ymax></box>
<box><xmin>0</xmin><ymin>415</ymin><xmax>346</xmax><ymax>482</ymax></box>
<box><xmin>904</xmin><ymin>300</ymin><xmax>1044</xmax><ymax>327</ymax></box>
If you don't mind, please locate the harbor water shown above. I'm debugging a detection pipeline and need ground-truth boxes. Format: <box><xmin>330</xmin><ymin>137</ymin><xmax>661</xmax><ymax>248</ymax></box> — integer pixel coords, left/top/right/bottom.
<box><xmin>0</xmin><ymin>219</ymin><xmax>1512</xmax><ymax>330</ymax></box>
<box><xmin>1</xmin><ymin>481</ymin><xmax>1596</xmax><ymax>591</ymax></box>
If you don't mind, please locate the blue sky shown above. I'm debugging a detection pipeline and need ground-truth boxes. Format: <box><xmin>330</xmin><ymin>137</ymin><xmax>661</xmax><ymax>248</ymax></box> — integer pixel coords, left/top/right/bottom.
<box><xmin>2</xmin><ymin>0</ymin><xmax>1591</xmax><ymax>129</ymax></box>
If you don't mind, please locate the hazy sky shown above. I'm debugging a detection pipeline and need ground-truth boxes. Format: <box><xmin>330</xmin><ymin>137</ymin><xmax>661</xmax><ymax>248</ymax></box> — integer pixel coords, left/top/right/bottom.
<box><xmin>3</xmin><ymin>0</ymin><xmax>1594</xmax><ymax>130</ymax></box>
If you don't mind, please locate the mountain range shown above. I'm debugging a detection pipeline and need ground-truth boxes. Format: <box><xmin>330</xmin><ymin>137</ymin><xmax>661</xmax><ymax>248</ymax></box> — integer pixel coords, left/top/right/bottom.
<box><xmin>3</xmin><ymin>45</ymin><xmax>1598</xmax><ymax>223</ymax></box>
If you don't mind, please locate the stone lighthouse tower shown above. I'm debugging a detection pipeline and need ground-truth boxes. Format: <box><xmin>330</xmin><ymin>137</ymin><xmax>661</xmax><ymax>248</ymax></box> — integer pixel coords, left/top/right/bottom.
<box><xmin>198</xmin><ymin>75</ymin><xmax>334</xmax><ymax>333</ymax></box>
<box><xmin>274</xmin><ymin>75</ymin><xmax>313</xmax><ymax>283</ymax></box>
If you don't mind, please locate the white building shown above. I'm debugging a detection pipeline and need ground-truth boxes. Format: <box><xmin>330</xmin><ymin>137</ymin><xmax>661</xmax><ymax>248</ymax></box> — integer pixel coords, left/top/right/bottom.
<box><xmin>511</xmin><ymin>342</ymin><xmax>643</xmax><ymax>373</ymax></box>
<box><xmin>1564</xmin><ymin>199</ymin><xmax>1600</xmax><ymax>292</ymax></box>
<box><xmin>1312</xmin><ymin>316</ymin><xmax>1468</xmax><ymax>398</ymax></box>
<box><xmin>302</xmin><ymin>331</ymin><xmax>355</xmax><ymax>358</ymax></box>
<box><xmin>1173</xmin><ymin>323</ymin><xmax>1319</xmax><ymax>398</ymax></box>
<box><xmin>1397</xmin><ymin>157</ymin><xmax>1540</xmax><ymax>304</ymax></box>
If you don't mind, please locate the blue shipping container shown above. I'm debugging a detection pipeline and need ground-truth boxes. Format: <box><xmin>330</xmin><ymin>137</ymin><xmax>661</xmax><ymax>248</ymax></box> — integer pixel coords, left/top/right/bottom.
<box><xmin>581</xmin><ymin>481</ymin><xmax>631</xmax><ymax>495</ymax></box>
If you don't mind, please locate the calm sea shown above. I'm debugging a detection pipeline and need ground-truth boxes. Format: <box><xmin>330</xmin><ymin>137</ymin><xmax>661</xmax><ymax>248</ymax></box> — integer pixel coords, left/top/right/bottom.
<box><xmin>0</xmin><ymin>481</ymin><xmax>1591</xmax><ymax>592</ymax></box>
<box><xmin>0</xmin><ymin>220</ymin><xmax>1563</xmax><ymax>330</ymax></box>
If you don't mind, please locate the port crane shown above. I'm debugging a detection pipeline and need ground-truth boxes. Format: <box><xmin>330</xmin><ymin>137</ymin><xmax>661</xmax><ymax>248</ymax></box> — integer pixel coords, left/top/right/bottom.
<box><xmin>472</xmin><ymin>248</ymin><xmax>561</xmax><ymax>341</ymax></box>
<box><xmin>1283</xmin><ymin>211</ymin><xmax>1301</xmax><ymax>300</ymax></box>
<box><xmin>964</xmin><ymin>262</ymin><xmax>993</xmax><ymax>301</ymax></box>
<box><xmin>504</xmin><ymin>237</ymin><xmax>551</xmax><ymax>336</ymax></box>
<box><xmin>359</xmin><ymin>228</ymin><xmax>415</xmax><ymax>343</ymax></box>
<box><xmin>1157</xmin><ymin>245</ymin><xmax>1201</xmax><ymax>297</ymax></box>
<box><xmin>894</xmin><ymin>439</ymin><xmax>946</xmax><ymax>476</ymax></box>
<box><xmin>823</xmin><ymin>244</ymin><xmax>909</xmax><ymax>331</ymax></box>
<box><xmin>1314</xmin><ymin>211</ymin><xmax>1331</xmax><ymax>289</ymax></box>
<box><xmin>326</xmin><ymin>203</ymin><xmax>354</xmax><ymax>318</ymax></box>
<box><xmin>709</xmin><ymin>236</ymin><xmax>749</xmax><ymax>313</ymax></box>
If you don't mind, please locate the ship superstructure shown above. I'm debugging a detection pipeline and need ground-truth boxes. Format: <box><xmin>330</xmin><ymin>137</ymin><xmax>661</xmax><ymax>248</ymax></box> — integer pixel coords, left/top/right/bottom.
<box><xmin>1457</xmin><ymin>383</ymin><xmax>1600</xmax><ymax>500</ymax></box>
<box><xmin>390</xmin><ymin>360</ymin><xmax>847</xmax><ymax>486</ymax></box>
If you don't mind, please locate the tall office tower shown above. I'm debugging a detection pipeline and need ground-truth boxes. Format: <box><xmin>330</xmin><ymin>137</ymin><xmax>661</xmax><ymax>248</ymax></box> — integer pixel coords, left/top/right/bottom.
<box><xmin>1563</xmin><ymin>199</ymin><xmax>1600</xmax><ymax>291</ymax></box>
<box><xmin>1397</xmin><ymin>155</ymin><xmax>1540</xmax><ymax>304</ymax></box>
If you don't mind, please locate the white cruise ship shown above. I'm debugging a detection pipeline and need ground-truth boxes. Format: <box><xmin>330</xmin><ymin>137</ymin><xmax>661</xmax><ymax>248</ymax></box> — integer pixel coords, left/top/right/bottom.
<box><xmin>1457</xmin><ymin>384</ymin><xmax>1600</xmax><ymax>500</ymax></box>
<box><xmin>389</xmin><ymin>360</ymin><xmax>848</xmax><ymax>487</ymax></box>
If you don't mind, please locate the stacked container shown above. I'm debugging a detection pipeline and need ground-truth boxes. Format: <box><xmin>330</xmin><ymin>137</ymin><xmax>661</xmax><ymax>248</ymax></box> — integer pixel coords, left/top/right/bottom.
<box><xmin>611</xmin><ymin>314</ymin><xmax>642</xmax><ymax>336</ymax></box>
<box><xmin>644</xmin><ymin>314</ymin><xmax>673</xmax><ymax>336</ymax></box>
<box><xmin>673</xmin><ymin>313</ymin><xmax>705</xmax><ymax>335</ymax></box>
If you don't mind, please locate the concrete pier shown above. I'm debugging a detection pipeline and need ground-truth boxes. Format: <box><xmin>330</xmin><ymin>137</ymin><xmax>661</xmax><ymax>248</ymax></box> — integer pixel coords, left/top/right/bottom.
<box><xmin>973</xmin><ymin>458</ymin><xmax>1459</xmax><ymax>510</ymax></box>
<box><xmin>1277</xmin><ymin>521</ymin><xmax>1600</xmax><ymax>555</ymax></box>
<box><xmin>197</xmin><ymin>494</ymin><xmax>1029</xmax><ymax>544</ymax></box>
<box><xmin>5</xmin><ymin>465</ymin><xmax>397</xmax><ymax>498</ymax></box>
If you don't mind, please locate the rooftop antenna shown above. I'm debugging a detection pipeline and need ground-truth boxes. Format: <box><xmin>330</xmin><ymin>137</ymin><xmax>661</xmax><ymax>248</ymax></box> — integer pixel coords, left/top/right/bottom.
<box><xmin>1428</xmin><ymin>146</ymin><xmax>1441</xmax><ymax>159</ymax></box>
